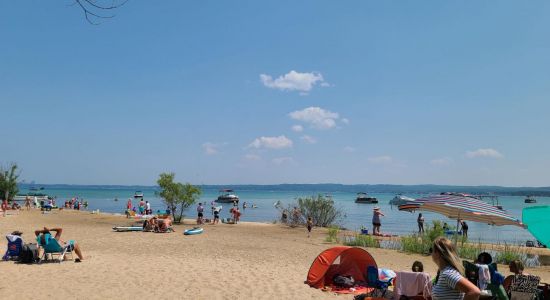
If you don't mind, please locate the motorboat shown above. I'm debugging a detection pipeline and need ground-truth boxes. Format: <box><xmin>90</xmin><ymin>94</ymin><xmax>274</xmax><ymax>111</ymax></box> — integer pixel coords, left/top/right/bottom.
<box><xmin>355</xmin><ymin>192</ymin><xmax>378</xmax><ymax>204</ymax></box>
<box><xmin>389</xmin><ymin>194</ymin><xmax>416</xmax><ymax>206</ymax></box>
<box><xmin>216</xmin><ymin>189</ymin><xmax>239</xmax><ymax>203</ymax></box>
<box><xmin>134</xmin><ymin>191</ymin><xmax>144</xmax><ymax>199</ymax></box>
<box><xmin>525</xmin><ymin>196</ymin><xmax>537</xmax><ymax>204</ymax></box>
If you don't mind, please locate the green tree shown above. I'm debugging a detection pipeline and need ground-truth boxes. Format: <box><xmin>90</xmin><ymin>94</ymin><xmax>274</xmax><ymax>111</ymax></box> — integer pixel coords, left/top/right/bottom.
<box><xmin>0</xmin><ymin>163</ymin><xmax>19</xmax><ymax>202</ymax></box>
<box><xmin>156</xmin><ymin>173</ymin><xmax>201</xmax><ymax>222</ymax></box>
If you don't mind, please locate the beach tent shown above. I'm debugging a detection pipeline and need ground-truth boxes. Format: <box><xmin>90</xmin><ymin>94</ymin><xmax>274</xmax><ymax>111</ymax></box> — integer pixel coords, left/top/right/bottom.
<box><xmin>398</xmin><ymin>194</ymin><xmax>524</xmax><ymax>228</ymax></box>
<box><xmin>523</xmin><ymin>206</ymin><xmax>550</xmax><ymax>247</ymax></box>
<box><xmin>306</xmin><ymin>246</ymin><xmax>377</xmax><ymax>289</ymax></box>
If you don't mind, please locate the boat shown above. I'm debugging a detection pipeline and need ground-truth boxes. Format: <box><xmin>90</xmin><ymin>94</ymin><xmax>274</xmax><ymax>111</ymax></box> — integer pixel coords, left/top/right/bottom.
<box><xmin>355</xmin><ymin>192</ymin><xmax>378</xmax><ymax>204</ymax></box>
<box><xmin>525</xmin><ymin>196</ymin><xmax>537</xmax><ymax>204</ymax></box>
<box><xmin>216</xmin><ymin>189</ymin><xmax>239</xmax><ymax>203</ymax></box>
<box><xmin>13</xmin><ymin>193</ymin><xmax>50</xmax><ymax>201</ymax></box>
<box><xmin>389</xmin><ymin>194</ymin><xmax>416</xmax><ymax>206</ymax></box>
<box><xmin>134</xmin><ymin>191</ymin><xmax>144</xmax><ymax>199</ymax></box>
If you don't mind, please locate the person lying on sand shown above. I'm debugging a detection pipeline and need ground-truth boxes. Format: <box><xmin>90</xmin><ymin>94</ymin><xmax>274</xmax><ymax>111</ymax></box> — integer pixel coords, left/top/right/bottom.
<box><xmin>143</xmin><ymin>217</ymin><xmax>158</xmax><ymax>231</ymax></box>
<box><xmin>34</xmin><ymin>227</ymin><xmax>84</xmax><ymax>262</ymax></box>
<box><xmin>156</xmin><ymin>217</ymin><xmax>173</xmax><ymax>233</ymax></box>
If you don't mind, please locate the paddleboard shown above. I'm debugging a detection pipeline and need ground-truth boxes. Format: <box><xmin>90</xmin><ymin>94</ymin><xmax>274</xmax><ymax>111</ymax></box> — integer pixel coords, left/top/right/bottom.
<box><xmin>184</xmin><ymin>227</ymin><xmax>204</xmax><ymax>235</ymax></box>
<box><xmin>113</xmin><ymin>226</ymin><xmax>143</xmax><ymax>232</ymax></box>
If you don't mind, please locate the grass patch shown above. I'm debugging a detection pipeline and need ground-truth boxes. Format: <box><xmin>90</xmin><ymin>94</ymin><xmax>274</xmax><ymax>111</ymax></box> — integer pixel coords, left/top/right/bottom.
<box><xmin>325</xmin><ymin>226</ymin><xmax>340</xmax><ymax>243</ymax></box>
<box><xmin>344</xmin><ymin>234</ymin><xmax>380</xmax><ymax>248</ymax></box>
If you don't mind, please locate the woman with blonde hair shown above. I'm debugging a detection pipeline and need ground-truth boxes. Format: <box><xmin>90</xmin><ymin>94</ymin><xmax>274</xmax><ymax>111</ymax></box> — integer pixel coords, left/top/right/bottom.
<box><xmin>431</xmin><ymin>237</ymin><xmax>480</xmax><ymax>300</ymax></box>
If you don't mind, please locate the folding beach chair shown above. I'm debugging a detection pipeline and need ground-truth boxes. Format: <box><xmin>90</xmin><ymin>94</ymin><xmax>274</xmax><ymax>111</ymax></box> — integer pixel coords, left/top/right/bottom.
<box><xmin>2</xmin><ymin>234</ymin><xmax>23</xmax><ymax>260</ymax></box>
<box><xmin>509</xmin><ymin>274</ymin><xmax>541</xmax><ymax>300</ymax></box>
<box><xmin>36</xmin><ymin>233</ymin><xmax>74</xmax><ymax>263</ymax></box>
<box><xmin>366</xmin><ymin>266</ymin><xmax>389</xmax><ymax>297</ymax></box>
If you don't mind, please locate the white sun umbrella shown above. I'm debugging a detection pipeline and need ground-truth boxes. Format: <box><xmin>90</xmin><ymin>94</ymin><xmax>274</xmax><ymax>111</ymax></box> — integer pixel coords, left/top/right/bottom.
<box><xmin>399</xmin><ymin>194</ymin><xmax>524</xmax><ymax>229</ymax></box>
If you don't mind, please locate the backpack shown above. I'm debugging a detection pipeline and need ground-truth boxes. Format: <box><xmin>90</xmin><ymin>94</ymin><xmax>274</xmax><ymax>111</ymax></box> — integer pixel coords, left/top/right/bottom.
<box><xmin>333</xmin><ymin>275</ymin><xmax>355</xmax><ymax>288</ymax></box>
<box><xmin>18</xmin><ymin>243</ymin><xmax>39</xmax><ymax>264</ymax></box>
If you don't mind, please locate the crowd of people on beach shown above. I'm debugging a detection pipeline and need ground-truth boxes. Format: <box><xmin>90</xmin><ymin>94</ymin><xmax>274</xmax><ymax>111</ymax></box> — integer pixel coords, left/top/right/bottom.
<box><xmin>1</xmin><ymin>196</ymin><xmax>89</xmax><ymax>216</ymax></box>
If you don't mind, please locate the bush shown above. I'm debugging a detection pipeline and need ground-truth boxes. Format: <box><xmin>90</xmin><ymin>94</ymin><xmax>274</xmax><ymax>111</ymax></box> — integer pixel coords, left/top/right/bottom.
<box><xmin>325</xmin><ymin>226</ymin><xmax>340</xmax><ymax>243</ymax></box>
<box><xmin>494</xmin><ymin>243</ymin><xmax>523</xmax><ymax>264</ymax></box>
<box><xmin>279</xmin><ymin>194</ymin><xmax>345</xmax><ymax>227</ymax></box>
<box><xmin>345</xmin><ymin>234</ymin><xmax>380</xmax><ymax>248</ymax></box>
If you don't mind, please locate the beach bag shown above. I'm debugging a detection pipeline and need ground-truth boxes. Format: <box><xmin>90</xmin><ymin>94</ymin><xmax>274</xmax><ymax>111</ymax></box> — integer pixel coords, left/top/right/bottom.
<box><xmin>18</xmin><ymin>243</ymin><xmax>39</xmax><ymax>264</ymax></box>
<box><xmin>333</xmin><ymin>275</ymin><xmax>355</xmax><ymax>287</ymax></box>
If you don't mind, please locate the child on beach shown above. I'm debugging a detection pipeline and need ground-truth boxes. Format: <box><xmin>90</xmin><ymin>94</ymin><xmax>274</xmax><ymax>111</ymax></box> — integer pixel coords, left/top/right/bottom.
<box><xmin>307</xmin><ymin>217</ymin><xmax>313</xmax><ymax>238</ymax></box>
<box><xmin>412</xmin><ymin>261</ymin><xmax>424</xmax><ymax>272</ymax></box>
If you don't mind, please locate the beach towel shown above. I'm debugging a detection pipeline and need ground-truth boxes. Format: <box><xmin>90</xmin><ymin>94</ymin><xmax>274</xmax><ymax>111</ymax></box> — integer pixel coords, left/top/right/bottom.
<box><xmin>393</xmin><ymin>271</ymin><xmax>432</xmax><ymax>300</ymax></box>
<box><xmin>476</xmin><ymin>264</ymin><xmax>491</xmax><ymax>290</ymax></box>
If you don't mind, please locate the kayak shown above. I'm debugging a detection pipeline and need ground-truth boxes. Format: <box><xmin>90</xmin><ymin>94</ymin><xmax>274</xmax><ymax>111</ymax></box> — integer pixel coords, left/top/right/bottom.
<box><xmin>184</xmin><ymin>227</ymin><xmax>203</xmax><ymax>235</ymax></box>
<box><xmin>113</xmin><ymin>226</ymin><xmax>143</xmax><ymax>232</ymax></box>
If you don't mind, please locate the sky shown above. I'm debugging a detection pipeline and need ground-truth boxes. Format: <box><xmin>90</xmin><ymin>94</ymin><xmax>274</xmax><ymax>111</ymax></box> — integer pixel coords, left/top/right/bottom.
<box><xmin>1</xmin><ymin>1</ymin><xmax>550</xmax><ymax>186</ymax></box>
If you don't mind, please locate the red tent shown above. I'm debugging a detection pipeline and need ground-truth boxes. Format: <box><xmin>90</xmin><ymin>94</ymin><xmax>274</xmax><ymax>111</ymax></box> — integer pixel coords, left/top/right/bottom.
<box><xmin>306</xmin><ymin>246</ymin><xmax>377</xmax><ymax>289</ymax></box>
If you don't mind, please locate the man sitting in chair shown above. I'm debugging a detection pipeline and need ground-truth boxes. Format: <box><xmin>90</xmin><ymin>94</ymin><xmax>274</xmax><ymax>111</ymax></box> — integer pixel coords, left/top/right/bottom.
<box><xmin>34</xmin><ymin>227</ymin><xmax>84</xmax><ymax>262</ymax></box>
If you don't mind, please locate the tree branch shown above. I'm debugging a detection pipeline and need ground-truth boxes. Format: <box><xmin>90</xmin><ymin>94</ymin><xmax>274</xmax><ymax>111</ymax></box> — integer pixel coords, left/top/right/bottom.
<box><xmin>73</xmin><ymin>0</ymin><xmax>127</xmax><ymax>24</ymax></box>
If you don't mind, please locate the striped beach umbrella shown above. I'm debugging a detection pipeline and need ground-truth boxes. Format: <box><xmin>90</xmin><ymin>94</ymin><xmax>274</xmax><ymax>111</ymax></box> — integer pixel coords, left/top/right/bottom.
<box><xmin>398</xmin><ymin>194</ymin><xmax>524</xmax><ymax>228</ymax></box>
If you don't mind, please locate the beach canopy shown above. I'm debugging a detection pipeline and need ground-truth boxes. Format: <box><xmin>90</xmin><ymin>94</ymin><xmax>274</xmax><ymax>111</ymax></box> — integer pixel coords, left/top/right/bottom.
<box><xmin>306</xmin><ymin>246</ymin><xmax>377</xmax><ymax>289</ymax></box>
<box><xmin>398</xmin><ymin>194</ymin><xmax>524</xmax><ymax>227</ymax></box>
<box><xmin>523</xmin><ymin>206</ymin><xmax>550</xmax><ymax>246</ymax></box>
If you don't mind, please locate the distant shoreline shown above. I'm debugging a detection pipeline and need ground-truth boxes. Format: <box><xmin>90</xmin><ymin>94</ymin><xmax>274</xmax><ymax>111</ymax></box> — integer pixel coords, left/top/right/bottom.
<box><xmin>18</xmin><ymin>183</ymin><xmax>550</xmax><ymax>197</ymax></box>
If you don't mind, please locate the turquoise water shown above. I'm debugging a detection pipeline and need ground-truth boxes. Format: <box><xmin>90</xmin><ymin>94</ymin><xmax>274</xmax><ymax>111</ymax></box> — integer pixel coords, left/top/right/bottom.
<box><xmin>22</xmin><ymin>186</ymin><xmax>546</xmax><ymax>244</ymax></box>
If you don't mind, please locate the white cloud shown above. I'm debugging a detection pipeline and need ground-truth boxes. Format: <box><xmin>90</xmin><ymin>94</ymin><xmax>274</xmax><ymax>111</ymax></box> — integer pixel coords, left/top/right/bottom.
<box><xmin>430</xmin><ymin>157</ymin><xmax>453</xmax><ymax>166</ymax></box>
<box><xmin>343</xmin><ymin>146</ymin><xmax>356</xmax><ymax>153</ymax></box>
<box><xmin>260</xmin><ymin>70</ymin><xmax>326</xmax><ymax>94</ymax></box>
<box><xmin>289</xmin><ymin>107</ymin><xmax>340</xmax><ymax>130</ymax></box>
<box><xmin>248</xmin><ymin>135</ymin><xmax>293</xmax><ymax>149</ymax></box>
<box><xmin>272</xmin><ymin>157</ymin><xmax>294</xmax><ymax>165</ymax></box>
<box><xmin>301</xmin><ymin>135</ymin><xmax>317</xmax><ymax>144</ymax></box>
<box><xmin>291</xmin><ymin>125</ymin><xmax>304</xmax><ymax>132</ymax></box>
<box><xmin>202</xmin><ymin>142</ymin><xmax>219</xmax><ymax>155</ymax></box>
<box><xmin>341</xmin><ymin>118</ymin><xmax>350</xmax><ymax>125</ymax></box>
<box><xmin>244</xmin><ymin>154</ymin><xmax>261</xmax><ymax>161</ymax></box>
<box><xmin>465</xmin><ymin>148</ymin><xmax>504</xmax><ymax>159</ymax></box>
<box><xmin>368</xmin><ymin>155</ymin><xmax>393</xmax><ymax>164</ymax></box>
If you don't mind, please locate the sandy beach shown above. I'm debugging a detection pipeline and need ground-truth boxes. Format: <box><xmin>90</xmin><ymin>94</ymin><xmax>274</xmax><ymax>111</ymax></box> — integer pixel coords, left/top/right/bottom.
<box><xmin>1</xmin><ymin>209</ymin><xmax>549</xmax><ymax>300</ymax></box>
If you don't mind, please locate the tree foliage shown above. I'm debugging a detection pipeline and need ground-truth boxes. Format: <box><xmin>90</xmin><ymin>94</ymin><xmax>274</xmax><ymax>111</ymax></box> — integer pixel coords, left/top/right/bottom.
<box><xmin>0</xmin><ymin>163</ymin><xmax>19</xmax><ymax>202</ymax></box>
<box><xmin>156</xmin><ymin>173</ymin><xmax>201</xmax><ymax>222</ymax></box>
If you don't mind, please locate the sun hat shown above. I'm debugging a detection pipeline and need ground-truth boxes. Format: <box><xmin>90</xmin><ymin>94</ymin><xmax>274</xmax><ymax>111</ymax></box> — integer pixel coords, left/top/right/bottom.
<box><xmin>373</xmin><ymin>206</ymin><xmax>380</xmax><ymax>210</ymax></box>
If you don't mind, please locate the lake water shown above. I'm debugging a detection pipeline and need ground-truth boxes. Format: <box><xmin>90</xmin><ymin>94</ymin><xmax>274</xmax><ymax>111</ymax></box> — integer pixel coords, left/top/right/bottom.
<box><xmin>22</xmin><ymin>185</ymin><xmax>545</xmax><ymax>244</ymax></box>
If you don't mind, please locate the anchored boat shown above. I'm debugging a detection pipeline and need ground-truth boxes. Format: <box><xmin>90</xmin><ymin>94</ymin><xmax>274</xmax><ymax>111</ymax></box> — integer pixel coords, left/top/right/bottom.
<box><xmin>355</xmin><ymin>192</ymin><xmax>378</xmax><ymax>204</ymax></box>
<box><xmin>216</xmin><ymin>189</ymin><xmax>239</xmax><ymax>203</ymax></box>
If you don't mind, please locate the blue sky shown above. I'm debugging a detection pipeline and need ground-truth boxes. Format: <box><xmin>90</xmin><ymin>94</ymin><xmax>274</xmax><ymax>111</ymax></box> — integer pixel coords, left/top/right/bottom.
<box><xmin>1</xmin><ymin>1</ymin><xmax>550</xmax><ymax>186</ymax></box>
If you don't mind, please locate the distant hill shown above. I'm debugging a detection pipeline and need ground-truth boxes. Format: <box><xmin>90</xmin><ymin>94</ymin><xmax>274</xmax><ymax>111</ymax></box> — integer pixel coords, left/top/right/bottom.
<box><xmin>18</xmin><ymin>183</ymin><xmax>550</xmax><ymax>196</ymax></box>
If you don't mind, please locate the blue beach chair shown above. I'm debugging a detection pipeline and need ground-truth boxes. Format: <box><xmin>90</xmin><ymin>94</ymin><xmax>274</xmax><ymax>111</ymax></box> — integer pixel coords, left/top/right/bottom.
<box><xmin>2</xmin><ymin>234</ymin><xmax>23</xmax><ymax>260</ymax></box>
<box><xmin>36</xmin><ymin>233</ymin><xmax>74</xmax><ymax>263</ymax></box>
<box><xmin>366</xmin><ymin>265</ymin><xmax>389</xmax><ymax>297</ymax></box>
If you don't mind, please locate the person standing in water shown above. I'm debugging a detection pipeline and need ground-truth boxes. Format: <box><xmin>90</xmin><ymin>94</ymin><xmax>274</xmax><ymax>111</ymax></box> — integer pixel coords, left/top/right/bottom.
<box><xmin>418</xmin><ymin>213</ymin><xmax>425</xmax><ymax>233</ymax></box>
<box><xmin>460</xmin><ymin>220</ymin><xmax>469</xmax><ymax>238</ymax></box>
<box><xmin>372</xmin><ymin>207</ymin><xmax>384</xmax><ymax>236</ymax></box>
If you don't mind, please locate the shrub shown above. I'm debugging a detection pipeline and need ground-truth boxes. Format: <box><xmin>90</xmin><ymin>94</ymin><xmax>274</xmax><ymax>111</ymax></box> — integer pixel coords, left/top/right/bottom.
<box><xmin>282</xmin><ymin>194</ymin><xmax>345</xmax><ymax>227</ymax></box>
<box><xmin>345</xmin><ymin>233</ymin><xmax>380</xmax><ymax>248</ymax></box>
<box><xmin>325</xmin><ymin>226</ymin><xmax>340</xmax><ymax>243</ymax></box>
<box><xmin>494</xmin><ymin>243</ymin><xmax>523</xmax><ymax>264</ymax></box>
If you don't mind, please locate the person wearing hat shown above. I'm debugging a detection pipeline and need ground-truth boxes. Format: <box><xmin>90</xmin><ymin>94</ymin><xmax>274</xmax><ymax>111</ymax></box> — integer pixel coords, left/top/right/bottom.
<box><xmin>372</xmin><ymin>206</ymin><xmax>384</xmax><ymax>236</ymax></box>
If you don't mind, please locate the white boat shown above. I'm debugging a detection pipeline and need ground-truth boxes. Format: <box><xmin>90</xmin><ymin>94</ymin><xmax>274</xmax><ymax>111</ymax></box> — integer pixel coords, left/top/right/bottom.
<box><xmin>134</xmin><ymin>191</ymin><xmax>144</xmax><ymax>199</ymax></box>
<box><xmin>389</xmin><ymin>194</ymin><xmax>416</xmax><ymax>206</ymax></box>
<box><xmin>216</xmin><ymin>189</ymin><xmax>239</xmax><ymax>203</ymax></box>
